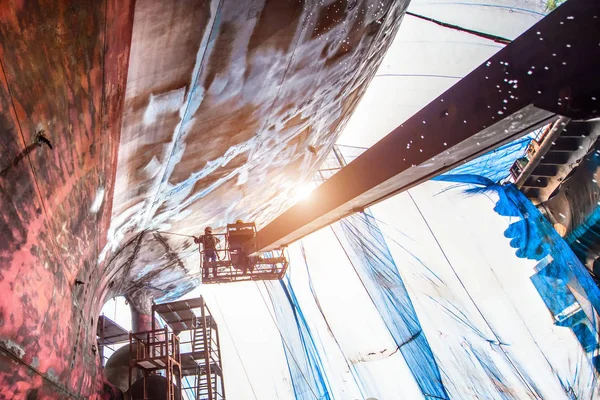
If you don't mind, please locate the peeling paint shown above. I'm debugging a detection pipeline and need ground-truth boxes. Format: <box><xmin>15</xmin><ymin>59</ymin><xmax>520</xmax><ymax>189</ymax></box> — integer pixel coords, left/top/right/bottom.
<box><xmin>105</xmin><ymin>0</ymin><xmax>407</xmax><ymax>303</ymax></box>
<box><xmin>143</xmin><ymin>88</ymin><xmax>186</xmax><ymax>126</ymax></box>
<box><xmin>0</xmin><ymin>339</ymin><xmax>25</xmax><ymax>359</ymax></box>
<box><xmin>90</xmin><ymin>188</ymin><xmax>106</xmax><ymax>214</ymax></box>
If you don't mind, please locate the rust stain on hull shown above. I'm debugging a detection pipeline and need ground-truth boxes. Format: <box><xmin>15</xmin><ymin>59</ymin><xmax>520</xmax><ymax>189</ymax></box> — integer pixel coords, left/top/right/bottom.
<box><xmin>0</xmin><ymin>0</ymin><xmax>134</xmax><ymax>397</ymax></box>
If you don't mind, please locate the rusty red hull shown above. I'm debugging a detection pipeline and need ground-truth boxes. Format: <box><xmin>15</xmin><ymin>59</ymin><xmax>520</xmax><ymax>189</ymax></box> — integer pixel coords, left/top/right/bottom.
<box><xmin>0</xmin><ymin>0</ymin><xmax>133</xmax><ymax>397</ymax></box>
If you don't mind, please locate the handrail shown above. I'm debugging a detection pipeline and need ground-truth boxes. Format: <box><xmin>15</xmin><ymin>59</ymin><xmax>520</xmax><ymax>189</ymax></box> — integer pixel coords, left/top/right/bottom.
<box><xmin>129</xmin><ymin>327</ymin><xmax>181</xmax><ymax>361</ymax></box>
<box><xmin>199</xmin><ymin>249</ymin><xmax>287</xmax><ymax>264</ymax></box>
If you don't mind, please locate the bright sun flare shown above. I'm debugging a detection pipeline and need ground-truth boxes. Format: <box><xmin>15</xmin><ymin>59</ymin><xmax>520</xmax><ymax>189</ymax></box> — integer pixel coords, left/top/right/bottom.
<box><xmin>293</xmin><ymin>184</ymin><xmax>315</xmax><ymax>202</ymax></box>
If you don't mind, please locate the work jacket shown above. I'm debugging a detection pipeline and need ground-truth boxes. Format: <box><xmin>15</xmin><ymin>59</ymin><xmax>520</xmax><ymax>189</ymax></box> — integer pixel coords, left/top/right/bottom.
<box><xmin>195</xmin><ymin>234</ymin><xmax>219</xmax><ymax>250</ymax></box>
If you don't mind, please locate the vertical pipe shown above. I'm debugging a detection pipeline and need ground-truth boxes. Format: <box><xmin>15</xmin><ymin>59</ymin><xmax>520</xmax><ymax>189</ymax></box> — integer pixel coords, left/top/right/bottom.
<box><xmin>151</xmin><ymin>302</ymin><xmax>156</xmax><ymax>333</ymax></box>
<box><xmin>128</xmin><ymin>332</ymin><xmax>132</xmax><ymax>392</ymax></box>
<box><xmin>176</xmin><ymin>335</ymin><xmax>182</xmax><ymax>400</ymax></box>
<box><xmin>332</xmin><ymin>144</ymin><xmax>347</xmax><ymax>168</ymax></box>
<box><xmin>164</xmin><ymin>326</ymin><xmax>168</xmax><ymax>358</ymax></box>
<box><xmin>143</xmin><ymin>369</ymin><xmax>148</xmax><ymax>400</ymax></box>
<box><xmin>166</xmin><ymin>356</ymin><xmax>171</xmax><ymax>400</ymax></box>
<box><xmin>199</xmin><ymin>245</ymin><xmax>204</xmax><ymax>283</ymax></box>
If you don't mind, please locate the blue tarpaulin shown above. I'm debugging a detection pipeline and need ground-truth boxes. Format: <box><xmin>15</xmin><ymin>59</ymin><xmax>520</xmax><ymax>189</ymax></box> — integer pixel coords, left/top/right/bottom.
<box><xmin>264</xmin><ymin>137</ymin><xmax>599</xmax><ymax>399</ymax></box>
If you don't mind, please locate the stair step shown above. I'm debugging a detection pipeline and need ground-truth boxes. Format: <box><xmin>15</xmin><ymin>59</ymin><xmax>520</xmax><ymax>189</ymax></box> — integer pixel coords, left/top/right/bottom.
<box><xmin>523</xmin><ymin>176</ymin><xmax>548</xmax><ymax>188</ymax></box>
<box><xmin>529</xmin><ymin>164</ymin><xmax>559</xmax><ymax>177</ymax></box>
<box><xmin>539</xmin><ymin>151</ymin><xmax>572</xmax><ymax>165</ymax></box>
<box><xmin>559</xmin><ymin>122</ymin><xmax>594</xmax><ymax>138</ymax></box>
<box><xmin>551</xmin><ymin>137</ymin><xmax>583</xmax><ymax>152</ymax></box>
<box><xmin>523</xmin><ymin>187</ymin><xmax>540</xmax><ymax>199</ymax></box>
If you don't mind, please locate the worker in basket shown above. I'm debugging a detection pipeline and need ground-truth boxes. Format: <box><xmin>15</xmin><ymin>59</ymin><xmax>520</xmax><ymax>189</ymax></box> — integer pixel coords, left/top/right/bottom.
<box><xmin>194</xmin><ymin>226</ymin><xmax>220</xmax><ymax>278</ymax></box>
<box><xmin>228</xmin><ymin>220</ymin><xmax>255</xmax><ymax>274</ymax></box>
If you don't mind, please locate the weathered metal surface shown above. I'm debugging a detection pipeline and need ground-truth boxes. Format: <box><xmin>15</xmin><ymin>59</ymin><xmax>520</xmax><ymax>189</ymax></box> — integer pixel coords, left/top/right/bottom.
<box><xmin>0</xmin><ymin>0</ymin><xmax>407</xmax><ymax>396</ymax></box>
<box><xmin>254</xmin><ymin>0</ymin><xmax>600</xmax><ymax>252</ymax></box>
<box><xmin>539</xmin><ymin>126</ymin><xmax>600</xmax><ymax>273</ymax></box>
<box><xmin>104</xmin><ymin>0</ymin><xmax>409</xmax><ymax>298</ymax></box>
<box><xmin>125</xmin><ymin>288</ymin><xmax>155</xmax><ymax>332</ymax></box>
<box><xmin>0</xmin><ymin>0</ymin><xmax>134</xmax><ymax>397</ymax></box>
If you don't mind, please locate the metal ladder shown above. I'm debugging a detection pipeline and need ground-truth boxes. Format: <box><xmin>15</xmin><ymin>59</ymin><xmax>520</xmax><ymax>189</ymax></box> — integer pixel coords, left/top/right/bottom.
<box><xmin>196</xmin><ymin>366</ymin><xmax>210</xmax><ymax>400</ymax></box>
<box><xmin>192</xmin><ymin>316</ymin><xmax>217</xmax><ymax>400</ymax></box>
<box><xmin>192</xmin><ymin>317</ymin><xmax>206</xmax><ymax>353</ymax></box>
<box><xmin>167</xmin><ymin>357</ymin><xmax>176</xmax><ymax>400</ymax></box>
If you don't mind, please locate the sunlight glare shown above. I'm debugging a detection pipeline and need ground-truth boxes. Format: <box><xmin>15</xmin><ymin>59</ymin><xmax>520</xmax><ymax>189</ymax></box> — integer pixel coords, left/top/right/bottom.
<box><xmin>294</xmin><ymin>183</ymin><xmax>315</xmax><ymax>202</ymax></box>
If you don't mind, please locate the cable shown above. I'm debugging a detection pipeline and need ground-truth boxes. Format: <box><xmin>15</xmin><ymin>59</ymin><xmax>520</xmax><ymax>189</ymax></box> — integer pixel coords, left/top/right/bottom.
<box><xmin>428</xmin><ymin>2</ymin><xmax>545</xmax><ymax>17</ymax></box>
<box><xmin>366</xmin><ymin>213</ymin><xmax>415</xmax><ymax>241</ymax></box>
<box><xmin>299</xmin><ymin>243</ymin><xmax>367</xmax><ymax>400</ymax></box>
<box><xmin>406</xmin><ymin>11</ymin><xmax>511</xmax><ymax>44</ymax></box>
<box><xmin>154</xmin><ymin>230</ymin><xmax>196</xmax><ymax>239</ymax></box>
<box><xmin>375</xmin><ymin>73</ymin><xmax>462</xmax><ymax>79</ymax></box>
<box><xmin>211</xmin><ymin>296</ymin><xmax>259</xmax><ymax>400</ymax></box>
<box><xmin>336</xmin><ymin>144</ymin><xmax>369</xmax><ymax>151</ymax></box>
<box><xmin>254</xmin><ymin>281</ymin><xmax>320</xmax><ymax>400</ymax></box>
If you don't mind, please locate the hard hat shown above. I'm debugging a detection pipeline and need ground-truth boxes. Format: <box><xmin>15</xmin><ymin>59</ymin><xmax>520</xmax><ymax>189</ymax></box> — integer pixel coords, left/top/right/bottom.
<box><xmin>236</xmin><ymin>220</ymin><xmax>244</xmax><ymax>224</ymax></box>
<box><xmin>205</xmin><ymin>226</ymin><xmax>212</xmax><ymax>233</ymax></box>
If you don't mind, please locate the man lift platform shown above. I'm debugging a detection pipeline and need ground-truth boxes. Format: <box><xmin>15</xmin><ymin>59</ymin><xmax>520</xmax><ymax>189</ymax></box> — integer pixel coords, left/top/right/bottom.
<box><xmin>196</xmin><ymin>221</ymin><xmax>288</xmax><ymax>284</ymax></box>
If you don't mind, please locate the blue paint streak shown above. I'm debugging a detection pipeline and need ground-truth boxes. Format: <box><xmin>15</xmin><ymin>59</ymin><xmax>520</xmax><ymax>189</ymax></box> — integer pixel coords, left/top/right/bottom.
<box><xmin>265</xmin><ymin>278</ymin><xmax>332</xmax><ymax>400</ymax></box>
<box><xmin>334</xmin><ymin>212</ymin><xmax>450</xmax><ymax>399</ymax></box>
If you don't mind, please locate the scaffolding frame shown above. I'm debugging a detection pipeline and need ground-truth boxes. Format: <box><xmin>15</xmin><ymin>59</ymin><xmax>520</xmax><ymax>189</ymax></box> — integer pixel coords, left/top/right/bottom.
<box><xmin>153</xmin><ymin>297</ymin><xmax>226</xmax><ymax>400</ymax></box>
<box><xmin>97</xmin><ymin>315</ymin><xmax>129</xmax><ymax>366</ymax></box>
<box><xmin>128</xmin><ymin>326</ymin><xmax>183</xmax><ymax>400</ymax></box>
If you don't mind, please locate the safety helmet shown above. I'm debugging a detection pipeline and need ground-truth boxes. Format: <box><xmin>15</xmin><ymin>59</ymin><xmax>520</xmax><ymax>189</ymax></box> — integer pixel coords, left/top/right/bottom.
<box><xmin>205</xmin><ymin>226</ymin><xmax>212</xmax><ymax>233</ymax></box>
<box><xmin>236</xmin><ymin>220</ymin><xmax>244</xmax><ymax>224</ymax></box>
